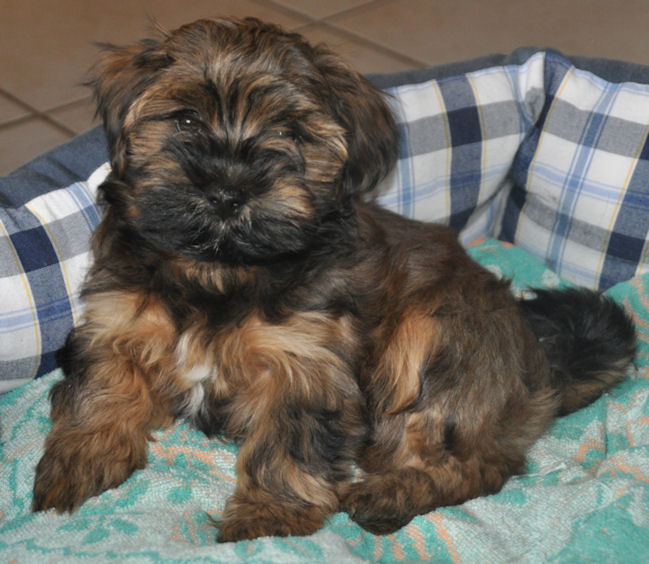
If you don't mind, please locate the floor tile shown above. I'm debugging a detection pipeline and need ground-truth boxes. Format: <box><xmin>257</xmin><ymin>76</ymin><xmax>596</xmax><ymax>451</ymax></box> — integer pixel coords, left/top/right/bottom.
<box><xmin>0</xmin><ymin>118</ymin><xmax>72</xmax><ymax>175</ymax></box>
<box><xmin>329</xmin><ymin>0</ymin><xmax>649</xmax><ymax>67</ymax></box>
<box><xmin>0</xmin><ymin>0</ymin><xmax>308</xmax><ymax>112</ymax></box>
<box><xmin>297</xmin><ymin>22</ymin><xmax>424</xmax><ymax>74</ymax></box>
<box><xmin>0</xmin><ymin>91</ymin><xmax>31</xmax><ymax>124</ymax></box>
<box><xmin>47</xmin><ymin>98</ymin><xmax>98</xmax><ymax>135</ymax></box>
<box><xmin>5</xmin><ymin>0</ymin><xmax>649</xmax><ymax>175</ymax></box>
<box><xmin>270</xmin><ymin>0</ymin><xmax>375</xmax><ymax>20</ymax></box>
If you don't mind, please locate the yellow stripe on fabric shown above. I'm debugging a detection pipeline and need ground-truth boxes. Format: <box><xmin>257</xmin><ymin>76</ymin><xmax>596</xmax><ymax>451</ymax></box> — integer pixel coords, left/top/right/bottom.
<box><xmin>594</xmin><ymin>119</ymin><xmax>649</xmax><ymax>283</ymax></box>
<box><xmin>515</xmin><ymin>63</ymin><xmax>575</xmax><ymax>244</ymax></box>
<box><xmin>25</xmin><ymin>202</ymin><xmax>81</xmax><ymax>325</ymax></box>
<box><xmin>431</xmin><ymin>80</ymin><xmax>453</xmax><ymax>220</ymax></box>
<box><xmin>0</xmin><ymin>220</ymin><xmax>40</xmax><ymax>379</ymax></box>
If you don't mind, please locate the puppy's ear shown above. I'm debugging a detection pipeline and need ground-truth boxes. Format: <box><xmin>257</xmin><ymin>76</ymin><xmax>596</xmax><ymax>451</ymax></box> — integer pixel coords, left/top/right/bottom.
<box><xmin>87</xmin><ymin>40</ymin><xmax>172</xmax><ymax>174</ymax></box>
<box><xmin>314</xmin><ymin>50</ymin><xmax>399</xmax><ymax>197</ymax></box>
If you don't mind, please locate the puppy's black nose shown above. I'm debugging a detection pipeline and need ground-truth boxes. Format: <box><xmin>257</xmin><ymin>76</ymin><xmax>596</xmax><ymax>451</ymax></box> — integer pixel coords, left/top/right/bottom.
<box><xmin>207</xmin><ymin>190</ymin><xmax>247</xmax><ymax>216</ymax></box>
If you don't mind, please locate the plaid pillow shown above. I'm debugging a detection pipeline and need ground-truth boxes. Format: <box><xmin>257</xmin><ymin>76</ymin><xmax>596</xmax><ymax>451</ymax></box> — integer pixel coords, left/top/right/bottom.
<box><xmin>375</xmin><ymin>53</ymin><xmax>542</xmax><ymax>245</ymax></box>
<box><xmin>0</xmin><ymin>129</ymin><xmax>107</xmax><ymax>392</ymax></box>
<box><xmin>377</xmin><ymin>49</ymin><xmax>649</xmax><ymax>291</ymax></box>
<box><xmin>500</xmin><ymin>51</ymin><xmax>649</xmax><ymax>290</ymax></box>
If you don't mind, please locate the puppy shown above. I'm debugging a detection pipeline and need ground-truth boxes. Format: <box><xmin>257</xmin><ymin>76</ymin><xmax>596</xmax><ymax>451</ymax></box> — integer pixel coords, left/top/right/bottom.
<box><xmin>32</xmin><ymin>17</ymin><xmax>636</xmax><ymax>542</ymax></box>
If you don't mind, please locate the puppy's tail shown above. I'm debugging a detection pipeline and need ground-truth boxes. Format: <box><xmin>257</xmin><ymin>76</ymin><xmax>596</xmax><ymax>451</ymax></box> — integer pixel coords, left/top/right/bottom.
<box><xmin>518</xmin><ymin>288</ymin><xmax>636</xmax><ymax>416</ymax></box>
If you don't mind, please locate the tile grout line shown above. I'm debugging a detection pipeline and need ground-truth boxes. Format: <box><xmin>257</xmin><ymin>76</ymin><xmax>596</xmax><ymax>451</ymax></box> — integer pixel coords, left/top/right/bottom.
<box><xmin>296</xmin><ymin>19</ymin><xmax>428</xmax><ymax>70</ymax></box>
<box><xmin>0</xmin><ymin>87</ymin><xmax>35</xmax><ymax>113</ymax></box>
<box><xmin>249</xmin><ymin>0</ymin><xmax>429</xmax><ymax>70</ymax></box>
<box><xmin>248</xmin><ymin>0</ymin><xmax>317</xmax><ymax>26</ymax></box>
<box><xmin>0</xmin><ymin>88</ymin><xmax>88</xmax><ymax>136</ymax></box>
<box><xmin>255</xmin><ymin>0</ymin><xmax>379</xmax><ymax>23</ymax></box>
<box><xmin>46</xmin><ymin>95</ymin><xmax>94</xmax><ymax>114</ymax></box>
<box><xmin>0</xmin><ymin>112</ymin><xmax>76</xmax><ymax>137</ymax></box>
<box><xmin>318</xmin><ymin>0</ymin><xmax>431</xmax><ymax>69</ymax></box>
<box><xmin>323</xmin><ymin>0</ymin><xmax>394</xmax><ymax>23</ymax></box>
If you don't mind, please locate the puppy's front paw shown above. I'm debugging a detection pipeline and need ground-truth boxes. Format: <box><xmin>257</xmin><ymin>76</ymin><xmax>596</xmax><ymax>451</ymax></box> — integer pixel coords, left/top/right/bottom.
<box><xmin>216</xmin><ymin>495</ymin><xmax>326</xmax><ymax>542</ymax></box>
<box><xmin>33</xmin><ymin>449</ymin><xmax>94</xmax><ymax>513</ymax></box>
<box><xmin>32</xmin><ymin>442</ymin><xmax>109</xmax><ymax>513</ymax></box>
<box><xmin>33</xmin><ymin>431</ymin><xmax>147</xmax><ymax>513</ymax></box>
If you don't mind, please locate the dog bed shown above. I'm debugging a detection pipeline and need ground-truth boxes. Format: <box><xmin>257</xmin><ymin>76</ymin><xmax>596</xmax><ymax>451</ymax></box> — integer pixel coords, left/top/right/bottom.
<box><xmin>1</xmin><ymin>48</ymin><xmax>648</xmax><ymax>561</ymax></box>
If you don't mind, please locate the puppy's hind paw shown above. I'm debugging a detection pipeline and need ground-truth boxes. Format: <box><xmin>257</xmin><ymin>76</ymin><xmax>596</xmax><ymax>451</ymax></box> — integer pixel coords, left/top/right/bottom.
<box><xmin>342</xmin><ymin>484</ymin><xmax>410</xmax><ymax>535</ymax></box>
<box><xmin>341</xmin><ymin>469</ymin><xmax>439</xmax><ymax>535</ymax></box>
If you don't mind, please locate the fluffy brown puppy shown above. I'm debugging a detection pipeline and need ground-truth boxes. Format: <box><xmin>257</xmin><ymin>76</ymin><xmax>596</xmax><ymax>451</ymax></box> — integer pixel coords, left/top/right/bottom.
<box><xmin>32</xmin><ymin>17</ymin><xmax>636</xmax><ymax>542</ymax></box>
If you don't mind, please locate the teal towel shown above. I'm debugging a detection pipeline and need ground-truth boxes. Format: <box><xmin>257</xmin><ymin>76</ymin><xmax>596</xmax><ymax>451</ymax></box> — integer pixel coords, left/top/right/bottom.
<box><xmin>1</xmin><ymin>239</ymin><xmax>648</xmax><ymax>562</ymax></box>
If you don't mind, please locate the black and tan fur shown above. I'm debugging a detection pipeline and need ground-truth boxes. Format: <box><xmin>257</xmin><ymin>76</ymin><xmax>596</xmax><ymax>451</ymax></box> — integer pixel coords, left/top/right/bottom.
<box><xmin>32</xmin><ymin>17</ymin><xmax>636</xmax><ymax>541</ymax></box>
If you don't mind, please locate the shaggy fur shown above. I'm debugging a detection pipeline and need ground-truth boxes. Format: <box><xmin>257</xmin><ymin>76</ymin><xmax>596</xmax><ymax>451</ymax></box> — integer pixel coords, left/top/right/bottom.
<box><xmin>32</xmin><ymin>17</ymin><xmax>636</xmax><ymax>542</ymax></box>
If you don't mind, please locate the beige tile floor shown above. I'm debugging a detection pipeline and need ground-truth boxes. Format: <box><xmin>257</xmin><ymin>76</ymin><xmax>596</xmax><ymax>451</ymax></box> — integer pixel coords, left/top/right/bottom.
<box><xmin>2</xmin><ymin>0</ymin><xmax>648</xmax><ymax>174</ymax></box>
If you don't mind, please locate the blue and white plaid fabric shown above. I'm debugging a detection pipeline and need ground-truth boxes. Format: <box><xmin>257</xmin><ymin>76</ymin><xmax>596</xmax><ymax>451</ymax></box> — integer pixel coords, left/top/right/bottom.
<box><xmin>0</xmin><ymin>165</ymin><xmax>107</xmax><ymax>391</ymax></box>
<box><xmin>0</xmin><ymin>127</ymin><xmax>109</xmax><ymax>391</ymax></box>
<box><xmin>377</xmin><ymin>50</ymin><xmax>649</xmax><ymax>291</ymax></box>
<box><xmin>376</xmin><ymin>53</ymin><xmax>542</xmax><ymax>244</ymax></box>
<box><xmin>502</xmin><ymin>53</ymin><xmax>649</xmax><ymax>289</ymax></box>
<box><xmin>2</xmin><ymin>49</ymin><xmax>649</xmax><ymax>391</ymax></box>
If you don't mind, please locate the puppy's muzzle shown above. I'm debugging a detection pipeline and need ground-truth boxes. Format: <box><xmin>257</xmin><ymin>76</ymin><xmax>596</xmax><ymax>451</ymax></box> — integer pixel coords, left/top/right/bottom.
<box><xmin>207</xmin><ymin>189</ymin><xmax>247</xmax><ymax>217</ymax></box>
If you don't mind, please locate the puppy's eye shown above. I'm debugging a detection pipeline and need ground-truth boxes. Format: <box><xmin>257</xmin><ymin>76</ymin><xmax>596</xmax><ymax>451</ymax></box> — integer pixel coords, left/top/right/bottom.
<box><xmin>177</xmin><ymin>117</ymin><xmax>196</xmax><ymax>129</ymax></box>
<box><xmin>276</xmin><ymin>129</ymin><xmax>300</xmax><ymax>143</ymax></box>
<box><xmin>174</xmin><ymin>111</ymin><xmax>203</xmax><ymax>134</ymax></box>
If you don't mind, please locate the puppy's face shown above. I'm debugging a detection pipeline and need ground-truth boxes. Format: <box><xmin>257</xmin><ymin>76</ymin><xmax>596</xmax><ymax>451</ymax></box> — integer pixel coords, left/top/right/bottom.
<box><xmin>91</xmin><ymin>18</ymin><xmax>397</xmax><ymax>264</ymax></box>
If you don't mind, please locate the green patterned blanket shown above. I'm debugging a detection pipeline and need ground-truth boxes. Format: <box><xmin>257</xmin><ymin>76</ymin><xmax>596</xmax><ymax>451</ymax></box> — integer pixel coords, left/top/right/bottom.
<box><xmin>1</xmin><ymin>239</ymin><xmax>648</xmax><ymax>562</ymax></box>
